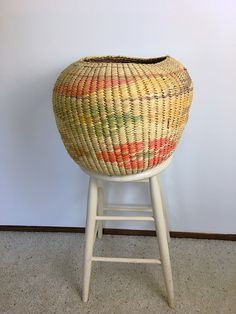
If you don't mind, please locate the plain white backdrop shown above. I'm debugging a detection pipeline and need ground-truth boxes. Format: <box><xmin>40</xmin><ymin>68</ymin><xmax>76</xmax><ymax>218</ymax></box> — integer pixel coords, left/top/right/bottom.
<box><xmin>1</xmin><ymin>0</ymin><xmax>236</xmax><ymax>233</ymax></box>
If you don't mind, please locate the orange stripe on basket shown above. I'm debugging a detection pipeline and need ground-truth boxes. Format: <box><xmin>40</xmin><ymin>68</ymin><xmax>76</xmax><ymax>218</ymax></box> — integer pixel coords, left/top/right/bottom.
<box><xmin>54</xmin><ymin>69</ymin><xmax>186</xmax><ymax>97</ymax></box>
<box><xmin>54</xmin><ymin>76</ymin><xmax>135</xmax><ymax>98</ymax></box>
<box><xmin>96</xmin><ymin>138</ymin><xmax>176</xmax><ymax>169</ymax></box>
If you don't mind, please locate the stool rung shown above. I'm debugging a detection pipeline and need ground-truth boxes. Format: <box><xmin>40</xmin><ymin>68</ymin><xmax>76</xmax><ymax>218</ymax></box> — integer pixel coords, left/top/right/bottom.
<box><xmin>95</xmin><ymin>215</ymin><xmax>154</xmax><ymax>221</ymax></box>
<box><xmin>92</xmin><ymin>256</ymin><xmax>161</xmax><ymax>264</ymax></box>
<box><xmin>103</xmin><ymin>205</ymin><xmax>152</xmax><ymax>212</ymax></box>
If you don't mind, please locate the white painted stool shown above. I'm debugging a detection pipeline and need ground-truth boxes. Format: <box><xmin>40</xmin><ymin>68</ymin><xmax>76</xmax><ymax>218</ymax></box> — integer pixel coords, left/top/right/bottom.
<box><xmin>82</xmin><ymin>156</ymin><xmax>174</xmax><ymax>308</ymax></box>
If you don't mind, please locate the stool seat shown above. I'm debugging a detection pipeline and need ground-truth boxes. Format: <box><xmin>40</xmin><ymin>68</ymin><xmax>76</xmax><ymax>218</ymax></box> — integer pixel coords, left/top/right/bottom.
<box><xmin>81</xmin><ymin>156</ymin><xmax>173</xmax><ymax>182</ymax></box>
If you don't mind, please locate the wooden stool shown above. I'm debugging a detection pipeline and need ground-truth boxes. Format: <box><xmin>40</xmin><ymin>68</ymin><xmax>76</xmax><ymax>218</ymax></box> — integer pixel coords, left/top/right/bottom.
<box><xmin>82</xmin><ymin>156</ymin><xmax>174</xmax><ymax>308</ymax></box>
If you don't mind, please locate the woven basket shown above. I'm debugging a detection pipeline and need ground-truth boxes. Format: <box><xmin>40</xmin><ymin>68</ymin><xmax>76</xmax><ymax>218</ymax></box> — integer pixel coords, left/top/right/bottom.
<box><xmin>53</xmin><ymin>55</ymin><xmax>193</xmax><ymax>176</ymax></box>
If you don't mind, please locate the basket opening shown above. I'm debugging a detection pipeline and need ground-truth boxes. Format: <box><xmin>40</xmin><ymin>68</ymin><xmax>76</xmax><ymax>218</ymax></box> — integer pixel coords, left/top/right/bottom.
<box><xmin>82</xmin><ymin>56</ymin><xmax>168</xmax><ymax>64</ymax></box>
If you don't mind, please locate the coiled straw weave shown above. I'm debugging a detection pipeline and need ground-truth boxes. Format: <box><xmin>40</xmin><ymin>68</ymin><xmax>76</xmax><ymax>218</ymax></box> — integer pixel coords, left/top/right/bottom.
<box><xmin>53</xmin><ymin>56</ymin><xmax>193</xmax><ymax>176</ymax></box>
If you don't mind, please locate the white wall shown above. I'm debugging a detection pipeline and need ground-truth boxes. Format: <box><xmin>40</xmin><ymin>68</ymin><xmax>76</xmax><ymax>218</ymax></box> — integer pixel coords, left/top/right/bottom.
<box><xmin>1</xmin><ymin>0</ymin><xmax>236</xmax><ymax>233</ymax></box>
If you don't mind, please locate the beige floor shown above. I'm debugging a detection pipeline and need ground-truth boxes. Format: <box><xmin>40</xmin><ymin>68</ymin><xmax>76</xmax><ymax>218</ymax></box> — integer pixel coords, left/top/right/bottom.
<box><xmin>0</xmin><ymin>232</ymin><xmax>235</xmax><ymax>314</ymax></box>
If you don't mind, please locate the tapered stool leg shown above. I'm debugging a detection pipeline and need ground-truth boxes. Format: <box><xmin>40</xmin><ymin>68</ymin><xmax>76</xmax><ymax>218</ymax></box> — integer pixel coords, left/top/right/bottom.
<box><xmin>97</xmin><ymin>183</ymin><xmax>104</xmax><ymax>239</ymax></box>
<box><xmin>157</xmin><ymin>175</ymin><xmax>171</xmax><ymax>243</ymax></box>
<box><xmin>83</xmin><ymin>177</ymin><xmax>98</xmax><ymax>302</ymax></box>
<box><xmin>149</xmin><ymin>175</ymin><xmax>175</xmax><ymax>308</ymax></box>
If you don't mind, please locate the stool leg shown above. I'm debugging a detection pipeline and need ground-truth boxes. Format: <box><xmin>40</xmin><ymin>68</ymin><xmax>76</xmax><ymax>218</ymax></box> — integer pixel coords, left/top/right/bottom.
<box><xmin>149</xmin><ymin>176</ymin><xmax>175</xmax><ymax>308</ymax></box>
<box><xmin>97</xmin><ymin>184</ymin><xmax>104</xmax><ymax>239</ymax></box>
<box><xmin>157</xmin><ymin>175</ymin><xmax>171</xmax><ymax>243</ymax></box>
<box><xmin>83</xmin><ymin>177</ymin><xmax>98</xmax><ymax>302</ymax></box>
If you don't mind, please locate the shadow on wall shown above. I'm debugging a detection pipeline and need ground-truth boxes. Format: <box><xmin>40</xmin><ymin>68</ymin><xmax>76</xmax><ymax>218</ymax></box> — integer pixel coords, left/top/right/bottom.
<box><xmin>4</xmin><ymin>70</ymin><xmax>88</xmax><ymax>224</ymax></box>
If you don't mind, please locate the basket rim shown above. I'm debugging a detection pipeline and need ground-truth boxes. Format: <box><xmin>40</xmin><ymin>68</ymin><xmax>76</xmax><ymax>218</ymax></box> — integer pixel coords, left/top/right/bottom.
<box><xmin>78</xmin><ymin>55</ymin><xmax>170</xmax><ymax>65</ymax></box>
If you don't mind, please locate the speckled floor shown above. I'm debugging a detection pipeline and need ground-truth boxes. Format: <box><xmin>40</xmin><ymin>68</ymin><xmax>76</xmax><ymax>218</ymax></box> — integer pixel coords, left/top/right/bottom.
<box><xmin>0</xmin><ymin>232</ymin><xmax>235</xmax><ymax>314</ymax></box>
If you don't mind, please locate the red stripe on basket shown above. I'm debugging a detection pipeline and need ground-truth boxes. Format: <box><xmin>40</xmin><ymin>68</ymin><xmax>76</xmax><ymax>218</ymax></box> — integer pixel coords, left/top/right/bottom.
<box><xmin>96</xmin><ymin>138</ymin><xmax>176</xmax><ymax>169</ymax></box>
<box><xmin>54</xmin><ymin>77</ymin><xmax>135</xmax><ymax>98</ymax></box>
<box><xmin>54</xmin><ymin>69</ymin><xmax>186</xmax><ymax>97</ymax></box>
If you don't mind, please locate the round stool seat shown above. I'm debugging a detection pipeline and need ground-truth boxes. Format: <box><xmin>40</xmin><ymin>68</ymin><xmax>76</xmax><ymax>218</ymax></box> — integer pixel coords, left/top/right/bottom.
<box><xmin>81</xmin><ymin>155</ymin><xmax>173</xmax><ymax>182</ymax></box>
